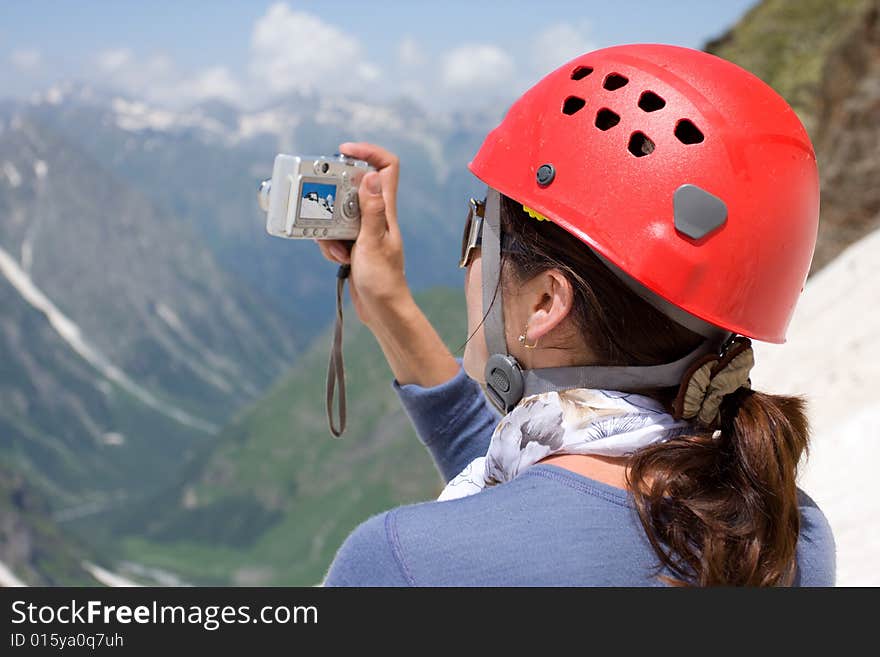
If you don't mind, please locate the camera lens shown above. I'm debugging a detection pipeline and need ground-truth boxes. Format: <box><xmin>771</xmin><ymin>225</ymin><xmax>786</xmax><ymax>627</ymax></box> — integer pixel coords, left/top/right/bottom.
<box><xmin>257</xmin><ymin>180</ymin><xmax>271</xmax><ymax>212</ymax></box>
<box><xmin>321</xmin><ymin>162</ymin><xmax>330</xmax><ymax>174</ymax></box>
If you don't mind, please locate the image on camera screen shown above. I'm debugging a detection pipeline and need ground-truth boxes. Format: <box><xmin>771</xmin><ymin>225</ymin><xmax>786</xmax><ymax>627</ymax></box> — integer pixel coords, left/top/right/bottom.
<box><xmin>300</xmin><ymin>182</ymin><xmax>336</xmax><ymax>220</ymax></box>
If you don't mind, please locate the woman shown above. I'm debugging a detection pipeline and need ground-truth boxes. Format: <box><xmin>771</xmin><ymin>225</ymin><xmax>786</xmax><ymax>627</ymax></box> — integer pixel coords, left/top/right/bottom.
<box><xmin>317</xmin><ymin>44</ymin><xmax>835</xmax><ymax>586</ymax></box>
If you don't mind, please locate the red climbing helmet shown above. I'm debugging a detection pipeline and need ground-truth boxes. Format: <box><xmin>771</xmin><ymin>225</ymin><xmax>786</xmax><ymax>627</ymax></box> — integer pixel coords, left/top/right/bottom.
<box><xmin>469</xmin><ymin>44</ymin><xmax>819</xmax><ymax>343</ymax></box>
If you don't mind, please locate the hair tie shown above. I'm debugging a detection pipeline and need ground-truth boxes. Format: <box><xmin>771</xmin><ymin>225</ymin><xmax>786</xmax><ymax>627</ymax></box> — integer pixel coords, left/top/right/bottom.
<box><xmin>673</xmin><ymin>337</ymin><xmax>754</xmax><ymax>428</ymax></box>
<box><xmin>522</xmin><ymin>205</ymin><xmax>551</xmax><ymax>221</ymax></box>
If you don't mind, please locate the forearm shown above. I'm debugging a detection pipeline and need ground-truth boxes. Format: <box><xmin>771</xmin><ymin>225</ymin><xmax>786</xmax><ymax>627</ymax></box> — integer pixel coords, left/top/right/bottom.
<box><xmin>368</xmin><ymin>293</ymin><xmax>460</xmax><ymax>387</ymax></box>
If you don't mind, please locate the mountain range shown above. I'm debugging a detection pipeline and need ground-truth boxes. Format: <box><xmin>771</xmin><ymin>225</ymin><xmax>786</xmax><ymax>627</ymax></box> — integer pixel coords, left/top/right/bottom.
<box><xmin>0</xmin><ymin>70</ymin><xmax>500</xmax><ymax>583</ymax></box>
<box><xmin>26</xmin><ymin>86</ymin><xmax>498</xmax><ymax>330</ymax></box>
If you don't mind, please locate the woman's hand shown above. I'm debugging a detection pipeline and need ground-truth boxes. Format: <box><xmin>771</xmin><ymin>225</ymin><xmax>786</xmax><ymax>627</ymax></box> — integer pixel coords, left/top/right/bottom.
<box><xmin>315</xmin><ymin>142</ymin><xmax>411</xmax><ymax>329</ymax></box>
<box><xmin>315</xmin><ymin>141</ymin><xmax>459</xmax><ymax>387</ymax></box>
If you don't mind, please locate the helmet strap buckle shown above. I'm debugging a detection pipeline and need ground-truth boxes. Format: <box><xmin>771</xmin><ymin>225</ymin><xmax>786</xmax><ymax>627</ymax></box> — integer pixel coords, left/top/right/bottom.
<box><xmin>484</xmin><ymin>353</ymin><xmax>525</xmax><ymax>413</ymax></box>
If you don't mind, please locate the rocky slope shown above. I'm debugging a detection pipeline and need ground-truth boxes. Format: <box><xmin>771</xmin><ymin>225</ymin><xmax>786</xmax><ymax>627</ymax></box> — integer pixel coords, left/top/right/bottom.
<box><xmin>0</xmin><ymin>112</ymin><xmax>299</xmax><ymax>516</ymax></box>
<box><xmin>0</xmin><ymin>112</ymin><xmax>298</xmax><ymax>413</ymax></box>
<box><xmin>0</xmin><ymin>464</ymin><xmax>99</xmax><ymax>585</ymax></box>
<box><xmin>810</xmin><ymin>0</ymin><xmax>880</xmax><ymax>272</ymax></box>
<box><xmin>708</xmin><ymin>0</ymin><xmax>880</xmax><ymax>271</ymax></box>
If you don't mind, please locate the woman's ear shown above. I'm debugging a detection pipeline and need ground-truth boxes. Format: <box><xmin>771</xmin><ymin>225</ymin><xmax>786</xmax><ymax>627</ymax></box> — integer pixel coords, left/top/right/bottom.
<box><xmin>524</xmin><ymin>269</ymin><xmax>575</xmax><ymax>343</ymax></box>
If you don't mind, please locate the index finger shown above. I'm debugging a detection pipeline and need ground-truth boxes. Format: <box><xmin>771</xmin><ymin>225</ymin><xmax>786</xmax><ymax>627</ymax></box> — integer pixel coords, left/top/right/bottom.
<box><xmin>339</xmin><ymin>142</ymin><xmax>399</xmax><ymax>172</ymax></box>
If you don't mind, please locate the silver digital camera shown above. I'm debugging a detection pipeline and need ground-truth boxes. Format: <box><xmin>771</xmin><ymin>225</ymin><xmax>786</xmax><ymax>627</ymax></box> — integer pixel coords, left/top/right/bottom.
<box><xmin>257</xmin><ymin>154</ymin><xmax>372</xmax><ymax>240</ymax></box>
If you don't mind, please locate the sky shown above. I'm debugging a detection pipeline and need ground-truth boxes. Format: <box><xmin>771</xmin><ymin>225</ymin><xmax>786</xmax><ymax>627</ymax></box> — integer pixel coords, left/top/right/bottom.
<box><xmin>0</xmin><ymin>0</ymin><xmax>759</xmax><ymax>110</ymax></box>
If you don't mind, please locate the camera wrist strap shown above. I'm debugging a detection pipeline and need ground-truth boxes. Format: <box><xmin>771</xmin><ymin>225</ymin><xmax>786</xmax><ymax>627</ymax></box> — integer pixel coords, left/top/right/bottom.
<box><xmin>326</xmin><ymin>264</ymin><xmax>350</xmax><ymax>437</ymax></box>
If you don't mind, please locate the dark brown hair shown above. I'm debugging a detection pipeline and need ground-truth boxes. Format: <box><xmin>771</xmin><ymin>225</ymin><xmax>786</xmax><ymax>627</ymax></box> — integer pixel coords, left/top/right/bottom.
<box><xmin>498</xmin><ymin>194</ymin><xmax>809</xmax><ymax>586</ymax></box>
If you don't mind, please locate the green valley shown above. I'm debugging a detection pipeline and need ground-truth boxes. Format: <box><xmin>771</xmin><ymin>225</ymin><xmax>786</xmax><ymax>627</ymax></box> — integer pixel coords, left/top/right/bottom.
<box><xmin>116</xmin><ymin>287</ymin><xmax>467</xmax><ymax>585</ymax></box>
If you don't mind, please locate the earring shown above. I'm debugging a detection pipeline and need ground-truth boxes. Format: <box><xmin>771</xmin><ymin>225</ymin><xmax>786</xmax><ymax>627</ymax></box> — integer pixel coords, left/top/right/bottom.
<box><xmin>518</xmin><ymin>322</ymin><xmax>539</xmax><ymax>349</ymax></box>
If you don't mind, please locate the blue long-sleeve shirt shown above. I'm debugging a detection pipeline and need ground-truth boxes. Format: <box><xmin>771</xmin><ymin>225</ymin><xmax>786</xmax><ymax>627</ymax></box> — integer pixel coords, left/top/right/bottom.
<box><xmin>323</xmin><ymin>362</ymin><xmax>836</xmax><ymax>586</ymax></box>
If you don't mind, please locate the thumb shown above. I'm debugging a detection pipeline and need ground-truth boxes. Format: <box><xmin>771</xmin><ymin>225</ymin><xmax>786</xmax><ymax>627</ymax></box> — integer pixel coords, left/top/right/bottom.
<box><xmin>357</xmin><ymin>171</ymin><xmax>387</xmax><ymax>243</ymax></box>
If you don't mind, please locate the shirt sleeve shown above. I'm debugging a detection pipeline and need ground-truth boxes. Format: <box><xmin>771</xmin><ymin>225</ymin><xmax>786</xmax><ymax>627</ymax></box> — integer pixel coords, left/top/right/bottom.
<box><xmin>794</xmin><ymin>490</ymin><xmax>837</xmax><ymax>587</ymax></box>
<box><xmin>392</xmin><ymin>358</ymin><xmax>501</xmax><ymax>483</ymax></box>
<box><xmin>322</xmin><ymin>511</ymin><xmax>412</xmax><ymax>586</ymax></box>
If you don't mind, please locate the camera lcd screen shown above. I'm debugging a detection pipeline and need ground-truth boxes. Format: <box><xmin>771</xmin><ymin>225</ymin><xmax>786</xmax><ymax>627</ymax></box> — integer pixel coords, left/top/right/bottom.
<box><xmin>299</xmin><ymin>181</ymin><xmax>336</xmax><ymax>221</ymax></box>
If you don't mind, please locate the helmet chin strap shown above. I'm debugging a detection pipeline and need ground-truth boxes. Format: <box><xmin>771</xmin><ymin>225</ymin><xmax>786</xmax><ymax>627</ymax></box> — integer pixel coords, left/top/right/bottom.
<box><xmin>480</xmin><ymin>187</ymin><xmax>729</xmax><ymax>414</ymax></box>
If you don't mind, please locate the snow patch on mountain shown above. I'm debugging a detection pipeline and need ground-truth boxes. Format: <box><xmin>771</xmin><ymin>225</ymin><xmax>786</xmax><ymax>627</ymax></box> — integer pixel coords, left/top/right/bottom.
<box><xmin>154</xmin><ymin>302</ymin><xmax>236</xmax><ymax>394</ymax></box>
<box><xmin>111</xmin><ymin>97</ymin><xmax>227</xmax><ymax>137</ymax></box>
<box><xmin>0</xmin><ymin>244</ymin><xmax>218</xmax><ymax>433</ymax></box>
<box><xmin>0</xmin><ymin>560</ymin><xmax>145</xmax><ymax>587</ymax></box>
<box><xmin>0</xmin><ymin>560</ymin><xmax>27</xmax><ymax>587</ymax></box>
<box><xmin>103</xmin><ymin>93</ymin><xmax>458</xmax><ymax>182</ymax></box>
<box><xmin>20</xmin><ymin>222</ymin><xmax>38</xmax><ymax>274</ymax></box>
<box><xmin>101</xmin><ymin>432</ymin><xmax>126</xmax><ymax>446</ymax></box>
<box><xmin>2</xmin><ymin>161</ymin><xmax>22</xmax><ymax>187</ymax></box>
<box><xmin>155</xmin><ymin>302</ymin><xmax>184</xmax><ymax>333</ymax></box>
<box><xmin>753</xmin><ymin>225</ymin><xmax>880</xmax><ymax>586</ymax></box>
<box><xmin>239</xmin><ymin>109</ymin><xmax>292</xmax><ymax>139</ymax></box>
<box><xmin>82</xmin><ymin>562</ymin><xmax>140</xmax><ymax>587</ymax></box>
<box><xmin>316</xmin><ymin>98</ymin><xmax>404</xmax><ymax>133</ymax></box>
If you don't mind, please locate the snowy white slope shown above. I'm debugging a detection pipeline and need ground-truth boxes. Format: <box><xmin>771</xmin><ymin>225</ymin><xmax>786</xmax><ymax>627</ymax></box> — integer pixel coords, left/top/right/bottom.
<box><xmin>299</xmin><ymin>197</ymin><xmax>333</xmax><ymax>220</ymax></box>
<box><xmin>0</xmin><ymin>244</ymin><xmax>217</xmax><ymax>434</ymax></box>
<box><xmin>0</xmin><ymin>560</ymin><xmax>27</xmax><ymax>587</ymax></box>
<box><xmin>752</xmin><ymin>225</ymin><xmax>880</xmax><ymax>586</ymax></box>
<box><xmin>82</xmin><ymin>562</ymin><xmax>140</xmax><ymax>587</ymax></box>
<box><xmin>0</xmin><ymin>560</ymin><xmax>141</xmax><ymax>587</ymax></box>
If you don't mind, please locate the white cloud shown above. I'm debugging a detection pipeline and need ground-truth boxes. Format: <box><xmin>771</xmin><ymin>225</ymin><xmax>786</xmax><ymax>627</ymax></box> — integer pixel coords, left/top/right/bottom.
<box><xmin>249</xmin><ymin>3</ymin><xmax>380</xmax><ymax>96</ymax></box>
<box><xmin>96</xmin><ymin>48</ymin><xmax>133</xmax><ymax>74</ymax></box>
<box><xmin>442</xmin><ymin>44</ymin><xmax>515</xmax><ymax>90</ymax></box>
<box><xmin>530</xmin><ymin>23</ymin><xmax>596</xmax><ymax>78</ymax></box>
<box><xmin>357</xmin><ymin>62</ymin><xmax>381</xmax><ymax>83</ymax></box>
<box><xmin>95</xmin><ymin>50</ymin><xmax>175</xmax><ymax>87</ymax></box>
<box><xmin>10</xmin><ymin>49</ymin><xmax>42</xmax><ymax>72</ymax></box>
<box><xmin>397</xmin><ymin>36</ymin><xmax>424</xmax><ymax>69</ymax></box>
<box><xmin>87</xmin><ymin>2</ymin><xmax>386</xmax><ymax>110</ymax></box>
<box><xmin>93</xmin><ymin>49</ymin><xmax>242</xmax><ymax>106</ymax></box>
<box><xmin>70</xmin><ymin>11</ymin><xmax>589</xmax><ymax>112</ymax></box>
<box><xmin>189</xmin><ymin>67</ymin><xmax>242</xmax><ymax>103</ymax></box>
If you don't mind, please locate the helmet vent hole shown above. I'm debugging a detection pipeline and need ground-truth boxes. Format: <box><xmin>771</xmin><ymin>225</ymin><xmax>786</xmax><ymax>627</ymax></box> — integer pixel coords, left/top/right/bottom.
<box><xmin>638</xmin><ymin>91</ymin><xmax>666</xmax><ymax>112</ymax></box>
<box><xmin>562</xmin><ymin>96</ymin><xmax>587</xmax><ymax>115</ymax></box>
<box><xmin>603</xmin><ymin>73</ymin><xmax>628</xmax><ymax>90</ymax></box>
<box><xmin>628</xmin><ymin>132</ymin><xmax>655</xmax><ymax>157</ymax></box>
<box><xmin>675</xmin><ymin>119</ymin><xmax>704</xmax><ymax>144</ymax></box>
<box><xmin>595</xmin><ymin>108</ymin><xmax>620</xmax><ymax>130</ymax></box>
<box><xmin>571</xmin><ymin>66</ymin><xmax>593</xmax><ymax>80</ymax></box>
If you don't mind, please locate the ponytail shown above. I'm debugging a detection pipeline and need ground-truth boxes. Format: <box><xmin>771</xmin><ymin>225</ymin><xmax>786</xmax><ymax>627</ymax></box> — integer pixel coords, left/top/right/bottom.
<box><xmin>627</xmin><ymin>389</ymin><xmax>809</xmax><ymax>586</ymax></box>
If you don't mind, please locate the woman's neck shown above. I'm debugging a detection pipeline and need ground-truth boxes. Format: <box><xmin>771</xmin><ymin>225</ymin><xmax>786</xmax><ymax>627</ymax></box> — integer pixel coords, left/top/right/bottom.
<box><xmin>538</xmin><ymin>454</ymin><xmax>631</xmax><ymax>490</ymax></box>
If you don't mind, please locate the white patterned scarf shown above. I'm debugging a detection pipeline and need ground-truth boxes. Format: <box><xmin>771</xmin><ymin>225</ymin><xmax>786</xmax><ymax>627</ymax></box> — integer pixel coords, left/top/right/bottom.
<box><xmin>438</xmin><ymin>389</ymin><xmax>688</xmax><ymax>501</ymax></box>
